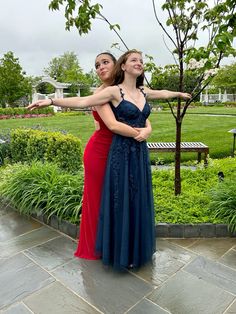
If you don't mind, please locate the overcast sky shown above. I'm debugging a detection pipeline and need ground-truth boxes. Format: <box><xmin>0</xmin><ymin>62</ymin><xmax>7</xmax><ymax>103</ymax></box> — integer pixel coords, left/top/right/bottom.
<box><xmin>1</xmin><ymin>0</ymin><xmax>235</xmax><ymax>77</ymax></box>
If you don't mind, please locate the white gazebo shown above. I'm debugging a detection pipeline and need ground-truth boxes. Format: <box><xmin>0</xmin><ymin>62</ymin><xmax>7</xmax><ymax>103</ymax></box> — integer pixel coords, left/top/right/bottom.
<box><xmin>32</xmin><ymin>77</ymin><xmax>83</xmax><ymax>111</ymax></box>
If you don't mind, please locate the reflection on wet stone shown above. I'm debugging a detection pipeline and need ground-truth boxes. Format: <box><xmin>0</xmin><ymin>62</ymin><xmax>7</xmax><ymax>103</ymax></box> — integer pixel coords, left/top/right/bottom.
<box><xmin>25</xmin><ymin>236</ymin><xmax>77</xmax><ymax>270</ymax></box>
<box><xmin>134</xmin><ymin>239</ymin><xmax>196</xmax><ymax>284</ymax></box>
<box><xmin>52</xmin><ymin>258</ymin><xmax>153</xmax><ymax>314</ymax></box>
<box><xmin>0</xmin><ymin>226</ymin><xmax>59</xmax><ymax>258</ymax></box>
<box><xmin>127</xmin><ymin>298</ymin><xmax>169</xmax><ymax>314</ymax></box>
<box><xmin>219</xmin><ymin>249</ymin><xmax>236</xmax><ymax>270</ymax></box>
<box><xmin>148</xmin><ymin>270</ymin><xmax>234</xmax><ymax>314</ymax></box>
<box><xmin>24</xmin><ymin>282</ymin><xmax>100</xmax><ymax>314</ymax></box>
<box><xmin>225</xmin><ymin>300</ymin><xmax>236</xmax><ymax>314</ymax></box>
<box><xmin>188</xmin><ymin>238</ymin><xmax>236</xmax><ymax>260</ymax></box>
<box><xmin>0</xmin><ymin>211</ymin><xmax>42</xmax><ymax>242</ymax></box>
<box><xmin>2</xmin><ymin>303</ymin><xmax>32</xmax><ymax>314</ymax></box>
<box><xmin>184</xmin><ymin>256</ymin><xmax>236</xmax><ymax>294</ymax></box>
<box><xmin>0</xmin><ymin>253</ymin><xmax>54</xmax><ymax>310</ymax></box>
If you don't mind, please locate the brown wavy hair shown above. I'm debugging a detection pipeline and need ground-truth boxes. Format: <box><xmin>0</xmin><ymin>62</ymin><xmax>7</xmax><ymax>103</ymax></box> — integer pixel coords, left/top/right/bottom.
<box><xmin>108</xmin><ymin>50</ymin><xmax>144</xmax><ymax>87</ymax></box>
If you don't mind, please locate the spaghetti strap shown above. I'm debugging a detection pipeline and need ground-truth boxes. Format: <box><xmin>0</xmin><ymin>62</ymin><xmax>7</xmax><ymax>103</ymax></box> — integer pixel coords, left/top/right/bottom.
<box><xmin>138</xmin><ymin>87</ymin><xmax>147</xmax><ymax>98</ymax></box>
<box><xmin>117</xmin><ymin>85</ymin><xmax>125</xmax><ymax>99</ymax></box>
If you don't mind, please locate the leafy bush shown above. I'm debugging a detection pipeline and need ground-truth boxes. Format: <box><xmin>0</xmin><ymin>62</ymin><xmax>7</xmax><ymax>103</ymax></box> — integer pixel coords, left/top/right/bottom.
<box><xmin>0</xmin><ymin>162</ymin><xmax>84</xmax><ymax>223</ymax></box>
<box><xmin>0</xmin><ymin>129</ymin><xmax>11</xmax><ymax>165</ymax></box>
<box><xmin>209</xmin><ymin>176</ymin><xmax>236</xmax><ymax>232</ymax></box>
<box><xmin>10</xmin><ymin>128</ymin><xmax>32</xmax><ymax>162</ymax></box>
<box><xmin>10</xmin><ymin>128</ymin><xmax>82</xmax><ymax>173</ymax></box>
<box><xmin>1</xmin><ymin>157</ymin><xmax>235</xmax><ymax>227</ymax></box>
<box><xmin>223</xmin><ymin>101</ymin><xmax>236</xmax><ymax>107</ymax></box>
<box><xmin>0</xmin><ymin>107</ymin><xmax>54</xmax><ymax>116</ymax></box>
<box><xmin>152</xmin><ymin>157</ymin><xmax>236</xmax><ymax>224</ymax></box>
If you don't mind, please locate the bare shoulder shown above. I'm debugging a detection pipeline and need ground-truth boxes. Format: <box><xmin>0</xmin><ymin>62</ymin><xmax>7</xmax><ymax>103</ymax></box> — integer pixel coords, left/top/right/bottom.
<box><xmin>142</xmin><ymin>86</ymin><xmax>152</xmax><ymax>97</ymax></box>
<box><xmin>94</xmin><ymin>85</ymin><xmax>103</xmax><ymax>94</ymax></box>
<box><xmin>94</xmin><ymin>85</ymin><xmax>119</xmax><ymax>104</ymax></box>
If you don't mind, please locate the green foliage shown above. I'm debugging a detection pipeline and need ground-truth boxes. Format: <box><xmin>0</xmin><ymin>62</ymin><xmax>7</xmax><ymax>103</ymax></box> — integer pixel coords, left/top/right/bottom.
<box><xmin>49</xmin><ymin>1</ymin><xmax>103</xmax><ymax>34</ymax></box>
<box><xmin>0</xmin><ymin>162</ymin><xmax>83</xmax><ymax>223</ymax></box>
<box><xmin>223</xmin><ymin>101</ymin><xmax>236</xmax><ymax>107</ymax></box>
<box><xmin>47</xmin><ymin>0</ymin><xmax>236</xmax><ymax>195</ymax></box>
<box><xmin>209</xmin><ymin>176</ymin><xmax>236</xmax><ymax>232</ymax></box>
<box><xmin>211</xmin><ymin>62</ymin><xmax>236</xmax><ymax>97</ymax></box>
<box><xmin>0</xmin><ymin>155</ymin><xmax>235</xmax><ymax>226</ymax></box>
<box><xmin>152</xmin><ymin>157</ymin><xmax>236</xmax><ymax>224</ymax></box>
<box><xmin>0</xmin><ymin>107</ymin><xmax>54</xmax><ymax>116</ymax></box>
<box><xmin>0</xmin><ymin>51</ymin><xmax>32</xmax><ymax>107</ymax></box>
<box><xmin>10</xmin><ymin>128</ymin><xmax>82</xmax><ymax>173</ymax></box>
<box><xmin>10</xmin><ymin>129</ymin><xmax>32</xmax><ymax>162</ymax></box>
<box><xmin>43</xmin><ymin>51</ymin><xmax>92</xmax><ymax>96</ymax></box>
<box><xmin>149</xmin><ymin>64</ymin><xmax>201</xmax><ymax>97</ymax></box>
<box><xmin>45</xmin><ymin>132</ymin><xmax>83</xmax><ymax>173</ymax></box>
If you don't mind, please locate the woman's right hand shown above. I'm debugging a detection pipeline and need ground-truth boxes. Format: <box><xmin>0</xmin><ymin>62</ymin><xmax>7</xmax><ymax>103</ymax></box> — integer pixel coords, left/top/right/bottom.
<box><xmin>27</xmin><ymin>99</ymin><xmax>52</xmax><ymax>111</ymax></box>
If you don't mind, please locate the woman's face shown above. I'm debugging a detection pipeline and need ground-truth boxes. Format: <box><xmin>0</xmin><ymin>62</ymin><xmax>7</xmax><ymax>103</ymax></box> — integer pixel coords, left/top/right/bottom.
<box><xmin>121</xmin><ymin>52</ymin><xmax>144</xmax><ymax>77</ymax></box>
<box><xmin>95</xmin><ymin>54</ymin><xmax>115</xmax><ymax>83</ymax></box>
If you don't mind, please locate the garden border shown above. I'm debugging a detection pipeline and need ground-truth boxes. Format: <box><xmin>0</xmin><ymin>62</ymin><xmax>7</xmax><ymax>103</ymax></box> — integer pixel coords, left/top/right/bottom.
<box><xmin>33</xmin><ymin>213</ymin><xmax>236</xmax><ymax>239</ymax></box>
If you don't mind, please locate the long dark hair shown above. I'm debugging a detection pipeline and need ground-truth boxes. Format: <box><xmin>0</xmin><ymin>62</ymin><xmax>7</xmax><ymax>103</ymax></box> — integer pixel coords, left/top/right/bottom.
<box><xmin>108</xmin><ymin>50</ymin><xmax>144</xmax><ymax>87</ymax></box>
<box><xmin>95</xmin><ymin>52</ymin><xmax>117</xmax><ymax>66</ymax></box>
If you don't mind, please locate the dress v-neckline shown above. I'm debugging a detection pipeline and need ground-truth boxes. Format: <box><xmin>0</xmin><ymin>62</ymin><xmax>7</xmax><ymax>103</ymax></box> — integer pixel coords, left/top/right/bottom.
<box><xmin>117</xmin><ymin>98</ymin><xmax>147</xmax><ymax>113</ymax></box>
<box><xmin>117</xmin><ymin>86</ymin><xmax>146</xmax><ymax>112</ymax></box>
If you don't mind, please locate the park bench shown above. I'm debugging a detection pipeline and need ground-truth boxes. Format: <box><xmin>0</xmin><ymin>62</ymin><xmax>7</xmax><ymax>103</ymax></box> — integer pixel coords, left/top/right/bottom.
<box><xmin>147</xmin><ymin>142</ymin><xmax>209</xmax><ymax>164</ymax></box>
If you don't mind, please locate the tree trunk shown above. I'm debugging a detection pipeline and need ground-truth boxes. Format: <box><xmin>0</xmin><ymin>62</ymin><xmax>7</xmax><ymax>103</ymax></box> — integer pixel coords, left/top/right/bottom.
<box><xmin>175</xmin><ymin>101</ymin><xmax>182</xmax><ymax>195</ymax></box>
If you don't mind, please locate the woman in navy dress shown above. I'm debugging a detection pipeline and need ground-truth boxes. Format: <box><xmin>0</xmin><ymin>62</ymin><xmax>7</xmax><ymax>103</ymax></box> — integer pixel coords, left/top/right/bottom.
<box><xmin>28</xmin><ymin>49</ymin><xmax>191</xmax><ymax>270</ymax></box>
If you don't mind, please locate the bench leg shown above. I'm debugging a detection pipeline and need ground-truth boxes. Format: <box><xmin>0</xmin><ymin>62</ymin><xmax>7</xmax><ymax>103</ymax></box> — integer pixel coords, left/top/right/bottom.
<box><xmin>197</xmin><ymin>152</ymin><xmax>201</xmax><ymax>163</ymax></box>
<box><xmin>204</xmin><ymin>152</ymin><xmax>208</xmax><ymax>166</ymax></box>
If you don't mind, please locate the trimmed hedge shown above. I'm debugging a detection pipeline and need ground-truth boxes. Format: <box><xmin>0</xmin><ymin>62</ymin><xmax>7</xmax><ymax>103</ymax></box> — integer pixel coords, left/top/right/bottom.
<box><xmin>0</xmin><ymin>107</ymin><xmax>54</xmax><ymax>116</ymax></box>
<box><xmin>10</xmin><ymin>128</ymin><xmax>82</xmax><ymax>173</ymax></box>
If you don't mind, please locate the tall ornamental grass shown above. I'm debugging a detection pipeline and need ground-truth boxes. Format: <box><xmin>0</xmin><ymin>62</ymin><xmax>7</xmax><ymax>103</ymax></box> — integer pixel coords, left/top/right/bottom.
<box><xmin>0</xmin><ymin>162</ymin><xmax>84</xmax><ymax>223</ymax></box>
<box><xmin>209</xmin><ymin>176</ymin><xmax>236</xmax><ymax>232</ymax></box>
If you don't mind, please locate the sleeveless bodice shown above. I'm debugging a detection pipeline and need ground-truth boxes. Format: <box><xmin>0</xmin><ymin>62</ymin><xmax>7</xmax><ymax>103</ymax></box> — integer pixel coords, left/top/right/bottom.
<box><xmin>111</xmin><ymin>99</ymin><xmax>150</xmax><ymax>128</ymax></box>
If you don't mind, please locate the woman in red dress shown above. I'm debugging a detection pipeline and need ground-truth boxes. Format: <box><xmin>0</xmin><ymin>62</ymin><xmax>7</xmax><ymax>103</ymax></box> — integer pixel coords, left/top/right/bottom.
<box><xmin>74</xmin><ymin>52</ymin><xmax>152</xmax><ymax>259</ymax></box>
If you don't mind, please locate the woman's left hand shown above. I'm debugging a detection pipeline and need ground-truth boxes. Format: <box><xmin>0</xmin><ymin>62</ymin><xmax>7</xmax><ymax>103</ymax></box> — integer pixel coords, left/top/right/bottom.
<box><xmin>133</xmin><ymin>127</ymin><xmax>151</xmax><ymax>142</ymax></box>
<box><xmin>179</xmin><ymin>92</ymin><xmax>192</xmax><ymax>100</ymax></box>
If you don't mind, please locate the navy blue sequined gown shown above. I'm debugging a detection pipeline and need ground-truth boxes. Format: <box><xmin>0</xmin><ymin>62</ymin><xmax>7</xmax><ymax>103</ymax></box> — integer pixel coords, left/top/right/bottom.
<box><xmin>96</xmin><ymin>87</ymin><xmax>155</xmax><ymax>269</ymax></box>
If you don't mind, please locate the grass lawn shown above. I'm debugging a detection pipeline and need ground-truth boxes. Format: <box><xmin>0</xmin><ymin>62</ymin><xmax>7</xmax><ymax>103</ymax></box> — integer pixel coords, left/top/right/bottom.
<box><xmin>1</xmin><ymin>106</ymin><xmax>235</xmax><ymax>163</ymax></box>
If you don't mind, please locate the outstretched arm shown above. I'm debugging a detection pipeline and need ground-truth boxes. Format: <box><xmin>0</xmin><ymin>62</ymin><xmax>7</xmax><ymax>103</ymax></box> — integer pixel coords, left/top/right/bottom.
<box><xmin>144</xmin><ymin>87</ymin><xmax>191</xmax><ymax>100</ymax></box>
<box><xmin>95</xmin><ymin>104</ymin><xmax>139</xmax><ymax>138</ymax></box>
<box><xmin>27</xmin><ymin>86</ymin><xmax>118</xmax><ymax>110</ymax></box>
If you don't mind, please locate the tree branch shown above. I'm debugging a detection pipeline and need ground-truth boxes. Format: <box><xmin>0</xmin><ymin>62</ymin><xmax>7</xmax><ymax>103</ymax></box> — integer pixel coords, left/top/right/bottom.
<box><xmin>152</xmin><ymin>0</ymin><xmax>178</xmax><ymax>49</ymax></box>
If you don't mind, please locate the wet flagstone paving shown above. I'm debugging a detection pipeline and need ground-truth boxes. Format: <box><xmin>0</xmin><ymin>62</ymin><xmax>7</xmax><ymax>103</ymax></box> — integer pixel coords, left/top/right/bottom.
<box><xmin>0</xmin><ymin>204</ymin><xmax>235</xmax><ymax>314</ymax></box>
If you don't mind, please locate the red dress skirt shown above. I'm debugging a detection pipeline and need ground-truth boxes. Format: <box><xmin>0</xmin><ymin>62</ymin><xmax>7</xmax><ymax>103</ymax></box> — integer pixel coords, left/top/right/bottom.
<box><xmin>74</xmin><ymin>110</ymin><xmax>113</xmax><ymax>259</ymax></box>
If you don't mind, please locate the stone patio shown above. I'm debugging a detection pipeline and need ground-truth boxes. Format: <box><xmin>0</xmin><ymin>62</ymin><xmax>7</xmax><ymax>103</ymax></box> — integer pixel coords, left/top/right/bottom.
<box><xmin>0</xmin><ymin>204</ymin><xmax>236</xmax><ymax>314</ymax></box>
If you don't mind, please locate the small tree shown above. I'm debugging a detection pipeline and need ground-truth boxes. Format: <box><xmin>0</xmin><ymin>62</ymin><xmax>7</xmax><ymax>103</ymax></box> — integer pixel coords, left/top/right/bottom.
<box><xmin>0</xmin><ymin>52</ymin><xmax>32</xmax><ymax>107</ymax></box>
<box><xmin>48</xmin><ymin>0</ymin><xmax>236</xmax><ymax>194</ymax></box>
<box><xmin>150</xmin><ymin>0</ymin><xmax>236</xmax><ymax>194</ymax></box>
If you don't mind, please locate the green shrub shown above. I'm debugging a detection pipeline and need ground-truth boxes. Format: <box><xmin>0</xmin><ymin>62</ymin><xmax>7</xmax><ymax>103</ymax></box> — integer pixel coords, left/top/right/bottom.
<box><xmin>0</xmin><ymin>129</ymin><xmax>11</xmax><ymax>165</ymax></box>
<box><xmin>208</xmin><ymin>176</ymin><xmax>236</xmax><ymax>232</ymax></box>
<box><xmin>45</xmin><ymin>132</ymin><xmax>83</xmax><ymax>173</ymax></box>
<box><xmin>10</xmin><ymin>128</ymin><xmax>32</xmax><ymax>162</ymax></box>
<box><xmin>0</xmin><ymin>162</ymin><xmax>84</xmax><ymax>223</ymax></box>
<box><xmin>0</xmin><ymin>107</ymin><xmax>54</xmax><ymax>116</ymax></box>
<box><xmin>223</xmin><ymin>101</ymin><xmax>236</xmax><ymax>107</ymax></box>
<box><xmin>26</xmin><ymin>130</ymin><xmax>50</xmax><ymax>161</ymax></box>
<box><xmin>152</xmin><ymin>157</ymin><xmax>236</xmax><ymax>224</ymax></box>
<box><xmin>10</xmin><ymin>128</ymin><xmax>82</xmax><ymax>173</ymax></box>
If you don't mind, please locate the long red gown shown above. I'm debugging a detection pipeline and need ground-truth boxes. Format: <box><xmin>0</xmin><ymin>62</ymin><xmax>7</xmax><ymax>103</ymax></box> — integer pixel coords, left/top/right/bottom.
<box><xmin>74</xmin><ymin>110</ymin><xmax>113</xmax><ymax>259</ymax></box>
